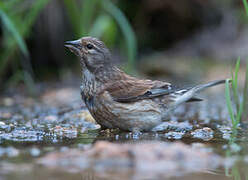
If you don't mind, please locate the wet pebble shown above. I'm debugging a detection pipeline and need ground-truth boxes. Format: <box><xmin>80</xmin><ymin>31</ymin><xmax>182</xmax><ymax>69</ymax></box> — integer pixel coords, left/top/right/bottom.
<box><xmin>0</xmin><ymin>147</ymin><xmax>19</xmax><ymax>157</ymax></box>
<box><xmin>191</xmin><ymin>127</ymin><xmax>214</xmax><ymax>141</ymax></box>
<box><xmin>0</xmin><ymin>127</ymin><xmax>46</xmax><ymax>142</ymax></box>
<box><xmin>30</xmin><ymin>147</ymin><xmax>41</xmax><ymax>157</ymax></box>
<box><xmin>153</xmin><ymin>121</ymin><xmax>193</xmax><ymax>132</ymax></box>
<box><xmin>165</xmin><ymin>131</ymin><xmax>185</xmax><ymax>140</ymax></box>
<box><xmin>38</xmin><ymin>141</ymin><xmax>222</xmax><ymax>178</ymax></box>
<box><xmin>51</xmin><ymin>125</ymin><xmax>78</xmax><ymax>138</ymax></box>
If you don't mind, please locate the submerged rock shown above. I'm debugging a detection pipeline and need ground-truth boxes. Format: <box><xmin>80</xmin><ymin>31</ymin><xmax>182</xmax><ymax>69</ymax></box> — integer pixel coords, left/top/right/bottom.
<box><xmin>164</xmin><ymin>131</ymin><xmax>185</xmax><ymax>140</ymax></box>
<box><xmin>38</xmin><ymin>141</ymin><xmax>222</xmax><ymax>178</ymax></box>
<box><xmin>30</xmin><ymin>147</ymin><xmax>41</xmax><ymax>157</ymax></box>
<box><xmin>0</xmin><ymin>146</ymin><xmax>19</xmax><ymax>157</ymax></box>
<box><xmin>152</xmin><ymin>121</ymin><xmax>193</xmax><ymax>132</ymax></box>
<box><xmin>0</xmin><ymin>127</ymin><xmax>46</xmax><ymax>142</ymax></box>
<box><xmin>191</xmin><ymin>127</ymin><xmax>214</xmax><ymax>141</ymax></box>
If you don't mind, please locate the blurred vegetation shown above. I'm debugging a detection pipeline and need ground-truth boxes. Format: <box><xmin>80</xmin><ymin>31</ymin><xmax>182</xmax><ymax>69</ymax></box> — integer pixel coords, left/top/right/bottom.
<box><xmin>0</xmin><ymin>0</ymin><xmax>50</xmax><ymax>93</ymax></box>
<box><xmin>63</xmin><ymin>0</ymin><xmax>137</xmax><ymax>72</ymax></box>
<box><xmin>225</xmin><ymin>129</ymin><xmax>246</xmax><ymax>180</ymax></box>
<box><xmin>225</xmin><ymin>58</ymin><xmax>248</xmax><ymax>129</ymax></box>
<box><xmin>225</xmin><ymin>0</ymin><xmax>248</xmax><ymax>130</ymax></box>
<box><xmin>0</xmin><ymin>0</ymin><xmax>136</xmax><ymax>92</ymax></box>
<box><xmin>0</xmin><ymin>0</ymin><xmax>248</xmax><ymax>93</ymax></box>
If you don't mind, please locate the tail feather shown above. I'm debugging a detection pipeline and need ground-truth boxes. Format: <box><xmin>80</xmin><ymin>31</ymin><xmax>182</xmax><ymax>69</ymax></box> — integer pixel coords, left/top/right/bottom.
<box><xmin>171</xmin><ymin>79</ymin><xmax>226</xmax><ymax>107</ymax></box>
<box><xmin>192</xmin><ymin>79</ymin><xmax>226</xmax><ymax>92</ymax></box>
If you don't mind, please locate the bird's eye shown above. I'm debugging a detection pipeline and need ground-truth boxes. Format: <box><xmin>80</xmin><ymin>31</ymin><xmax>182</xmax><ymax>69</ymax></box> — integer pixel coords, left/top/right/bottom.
<box><xmin>86</xmin><ymin>43</ymin><xmax>93</xmax><ymax>49</ymax></box>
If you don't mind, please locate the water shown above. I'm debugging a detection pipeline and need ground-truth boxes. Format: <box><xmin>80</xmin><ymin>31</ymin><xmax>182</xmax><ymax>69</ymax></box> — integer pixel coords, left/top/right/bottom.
<box><xmin>0</xmin><ymin>88</ymin><xmax>247</xmax><ymax>180</ymax></box>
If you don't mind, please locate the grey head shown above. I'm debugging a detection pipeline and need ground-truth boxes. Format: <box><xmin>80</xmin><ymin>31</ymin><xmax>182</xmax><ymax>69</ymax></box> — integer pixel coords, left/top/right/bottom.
<box><xmin>65</xmin><ymin>37</ymin><xmax>111</xmax><ymax>72</ymax></box>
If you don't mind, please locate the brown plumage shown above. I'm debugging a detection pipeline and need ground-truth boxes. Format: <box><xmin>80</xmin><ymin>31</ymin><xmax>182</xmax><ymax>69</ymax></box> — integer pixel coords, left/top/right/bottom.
<box><xmin>65</xmin><ymin>37</ymin><xmax>225</xmax><ymax>132</ymax></box>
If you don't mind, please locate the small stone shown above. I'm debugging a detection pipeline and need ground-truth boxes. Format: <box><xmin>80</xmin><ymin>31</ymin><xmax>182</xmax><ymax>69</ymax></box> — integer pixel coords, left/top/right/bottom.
<box><xmin>153</xmin><ymin>121</ymin><xmax>193</xmax><ymax>132</ymax></box>
<box><xmin>6</xmin><ymin>147</ymin><xmax>19</xmax><ymax>157</ymax></box>
<box><xmin>30</xmin><ymin>147</ymin><xmax>41</xmax><ymax>157</ymax></box>
<box><xmin>191</xmin><ymin>127</ymin><xmax>214</xmax><ymax>141</ymax></box>
<box><xmin>165</xmin><ymin>131</ymin><xmax>185</xmax><ymax>140</ymax></box>
<box><xmin>37</xmin><ymin>141</ymin><xmax>222</xmax><ymax>177</ymax></box>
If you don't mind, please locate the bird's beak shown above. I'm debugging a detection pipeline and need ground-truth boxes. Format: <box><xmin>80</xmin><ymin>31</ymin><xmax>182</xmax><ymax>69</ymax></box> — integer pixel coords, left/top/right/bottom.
<box><xmin>64</xmin><ymin>39</ymin><xmax>81</xmax><ymax>55</ymax></box>
<box><xmin>64</xmin><ymin>40</ymin><xmax>81</xmax><ymax>49</ymax></box>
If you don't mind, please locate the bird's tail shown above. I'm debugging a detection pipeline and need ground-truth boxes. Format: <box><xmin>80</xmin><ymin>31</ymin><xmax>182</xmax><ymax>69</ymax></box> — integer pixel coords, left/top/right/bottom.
<box><xmin>171</xmin><ymin>79</ymin><xmax>226</xmax><ymax>107</ymax></box>
<box><xmin>190</xmin><ymin>79</ymin><xmax>226</xmax><ymax>92</ymax></box>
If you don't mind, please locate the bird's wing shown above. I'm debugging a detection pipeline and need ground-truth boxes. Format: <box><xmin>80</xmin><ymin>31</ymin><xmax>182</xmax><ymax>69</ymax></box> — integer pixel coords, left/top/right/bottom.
<box><xmin>99</xmin><ymin>79</ymin><xmax>174</xmax><ymax>103</ymax></box>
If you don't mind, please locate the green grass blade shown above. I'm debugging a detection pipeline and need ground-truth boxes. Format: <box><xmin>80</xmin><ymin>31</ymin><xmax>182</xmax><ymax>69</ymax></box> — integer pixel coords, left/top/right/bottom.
<box><xmin>225</xmin><ymin>79</ymin><xmax>236</xmax><ymax>126</ymax></box>
<box><xmin>242</xmin><ymin>59</ymin><xmax>248</xmax><ymax>121</ymax></box>
<box><xmin>102</xmin><ymin>0</ymin><xmax>137</xmax><ymax>72</ymax></box>
<box><xmin>234</xmin><ymin>57</ymin><xmax>240</xmax><ymax>89</ymax></box>
<box><xmin>243</xmin><ymin>0</ymin><xmax>248</xmax><ymax>17</ymax></box>
<box><xmin>232</xmin><ymin>57</ymin><xmax>241</xmax><ymax>110</ymax></box>
<box><xmin>0</xmin><ymin>0</ymin><xmax>48</xmax><ymax>93</ymax></box>
<box><xmin>0</xmin><ymin>9</ymin><xmax>29</xmax><ymax>57</ymax></box>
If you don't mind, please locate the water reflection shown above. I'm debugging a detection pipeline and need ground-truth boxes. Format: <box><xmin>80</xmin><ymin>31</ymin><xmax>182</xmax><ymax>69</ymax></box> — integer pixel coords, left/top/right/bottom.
<box><xmin>225</xmin><ymin>129</ymin><xmax>248</xmax><ymax>180</ymax></box>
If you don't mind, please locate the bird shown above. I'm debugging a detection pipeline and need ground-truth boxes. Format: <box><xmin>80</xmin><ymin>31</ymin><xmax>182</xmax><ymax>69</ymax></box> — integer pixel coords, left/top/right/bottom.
<box><xmin>65</xmin><ymin>36</ymin><xmax>226</xmax><ymax>132</ymax></box>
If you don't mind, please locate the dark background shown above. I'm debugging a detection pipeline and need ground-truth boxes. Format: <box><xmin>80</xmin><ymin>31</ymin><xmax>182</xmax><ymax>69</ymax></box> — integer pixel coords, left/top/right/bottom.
<box><xmin>0</xmin><ymin>0</ymin><xmax>247</xmax><ymax>92</ymax></box>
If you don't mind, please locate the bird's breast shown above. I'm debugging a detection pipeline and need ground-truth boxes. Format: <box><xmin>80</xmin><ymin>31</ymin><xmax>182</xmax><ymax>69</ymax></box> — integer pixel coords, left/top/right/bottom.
<box><xmin>81</xmin><ymin>90</ymin><xmax>164</xmax><ymax>131</ymax></box>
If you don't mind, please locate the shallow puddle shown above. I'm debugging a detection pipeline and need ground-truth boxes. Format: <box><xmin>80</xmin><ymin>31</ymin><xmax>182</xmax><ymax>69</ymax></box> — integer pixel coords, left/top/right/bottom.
<box><xmin>0</xmin><ymin>87</ymin><xmax>247</xmax><ymax>180</ymax></box>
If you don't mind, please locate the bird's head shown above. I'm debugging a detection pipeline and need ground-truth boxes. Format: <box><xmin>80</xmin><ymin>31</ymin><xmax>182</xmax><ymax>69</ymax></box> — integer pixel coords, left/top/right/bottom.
<box><xmin>65</xmin><ymin>37</ymin><xmax>111</xmax><ymax>71</ymax></box>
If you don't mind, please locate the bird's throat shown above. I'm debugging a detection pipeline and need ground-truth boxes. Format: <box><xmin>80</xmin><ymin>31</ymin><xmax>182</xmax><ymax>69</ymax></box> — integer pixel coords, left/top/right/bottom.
<box><xmin>81</xmin><ymin>65</ymin><xmax>129</xmax><ymax>97</ymax></box>
<box><xmin>81</xmin><ymin>67</ymin><xmax>97</xmax><ymax>97</ymax></box>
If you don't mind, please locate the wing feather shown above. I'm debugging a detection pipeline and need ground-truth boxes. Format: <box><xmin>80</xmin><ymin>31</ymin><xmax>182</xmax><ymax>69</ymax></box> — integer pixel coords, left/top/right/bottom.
<box><xmin>98</xmin><ymin>79</ymin><xmax>173</xmax><ymax>103</ymax></box>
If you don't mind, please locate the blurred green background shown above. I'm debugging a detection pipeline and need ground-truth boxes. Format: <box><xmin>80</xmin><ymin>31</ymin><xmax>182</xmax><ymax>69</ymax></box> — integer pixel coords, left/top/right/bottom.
<box><xmin>0</xmin><ymin>0</ymin><xmax>247</xmax><ymax>93</ymax></box>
